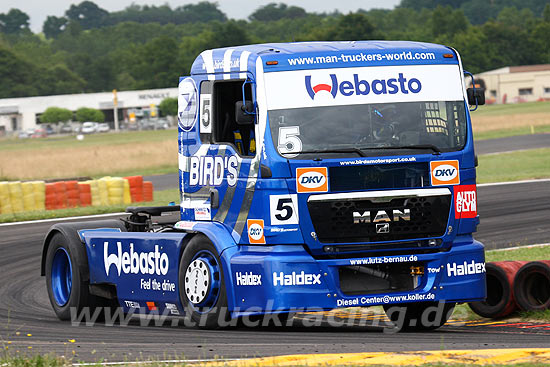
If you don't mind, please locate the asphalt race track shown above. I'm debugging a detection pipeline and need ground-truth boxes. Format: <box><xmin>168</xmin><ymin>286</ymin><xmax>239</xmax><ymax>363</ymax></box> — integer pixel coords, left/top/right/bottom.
<box><xmin>1</xmin><ymin>134</ymin><xmax>549</xmax><ymax>362</ymax></box>
<box><xmin>0</xmin><ymin>180</ymin><xmax>549</xmax><ymax>361</ymax></box>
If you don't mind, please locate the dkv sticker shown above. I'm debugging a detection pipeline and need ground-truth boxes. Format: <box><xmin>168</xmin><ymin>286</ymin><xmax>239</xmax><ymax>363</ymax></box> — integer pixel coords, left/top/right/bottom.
<box><xmin>296</xmin><ymin>167</ymin><xmax>328</xmax><ymax>193</ymax></box>
<box><xmin>430</xmin><ymin>160</ymin><xmax>459</xmax><ymax>186</ymax></box>
<box><xmin>247</xmin><ymin>219</ymin><xmax>265</xmax><ymax>244</ymax></box>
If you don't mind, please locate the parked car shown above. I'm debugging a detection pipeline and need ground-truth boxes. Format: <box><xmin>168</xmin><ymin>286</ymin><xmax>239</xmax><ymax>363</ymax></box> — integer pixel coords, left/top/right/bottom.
<box><xmin>44</xmin><ymin>125</ymin><xmax>55</xmax><ymax>135</ymax></box>
<box><xmin>31</xmin><ymin>128</ymin><xmax>47</xmax><ymax>138</ymax></box>
<box><xmin>81</xmin><ymin>122</ymin><xmax>99</xmax><ymax>134</ymax></box>
<box><xmin>60</xmin><ymin>124</ymin><xmax>73</xmax><ymax>134</ymax></box>
<box><xmin>98</xmin><ymin>123</ymin><xmax>110</xmax><ymax>133</ymax></box>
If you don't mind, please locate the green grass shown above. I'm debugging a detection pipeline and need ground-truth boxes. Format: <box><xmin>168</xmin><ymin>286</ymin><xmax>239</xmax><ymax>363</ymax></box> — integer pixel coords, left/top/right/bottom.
<box><xmin>474</xmin><ymin>124</ymin><xmax>550</xmax><ymax>140</ymax></box>
<box><xmin>486</xmin><ymin>245</ymin><xmax>550</xmax><ymax>262</ymax></box>
<box><xmin>0</xmin><ymin>129</ymin><xmax>177</xmax><ymax>152</ymax></box>
<box><xmin>476</xmin><ymin>148</ymin><xmax>550</xmax><ymax>183</ymax></box>
<box><xmin>0</xmin><ymin>189</ymin><xmax>179</xmax><ymax>223</ymax></box>
<box><xmin>474</xmin><ymin>101</ymin><xmax>550</xmax><ymax>117</ymax></box>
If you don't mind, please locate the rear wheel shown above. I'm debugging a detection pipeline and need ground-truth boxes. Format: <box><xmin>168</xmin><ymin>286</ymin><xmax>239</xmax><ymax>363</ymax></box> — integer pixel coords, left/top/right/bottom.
<box><xmin>179</xmin><ymin>235</ymin><xmax>228</xmax><ymax>329</ymax></box>
<box><xmin>45</xmin><ymin>232</ymin><xmax>115</xmax><ymax>321</ymax></box>
<box><xmin>383</xmin><ymin>302</ymin><xmax>455</xmax><ymax>331</ymax></box>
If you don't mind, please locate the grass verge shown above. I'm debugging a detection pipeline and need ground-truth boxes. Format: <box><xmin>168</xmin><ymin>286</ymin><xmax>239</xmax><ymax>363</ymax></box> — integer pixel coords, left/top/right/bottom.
<box><xmin>0</xmin><ymin>189</ymin><xmax>179</xmax><ymax>223</ymax></box>
<box><xmin>474</xmin><ymin>124</ymin><xmax>550</xmax><ymax>140</ymax></box>
<box><xmin>476</xmin><ymin>148</ymin><xmax>550</xmax><ymax>183</ymax></box>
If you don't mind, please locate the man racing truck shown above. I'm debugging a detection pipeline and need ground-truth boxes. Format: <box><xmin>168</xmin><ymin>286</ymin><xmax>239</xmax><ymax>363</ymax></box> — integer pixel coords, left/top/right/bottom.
<box><xmin>42</xmin><ymin>41</ymin><xmax>486</xmax><ymax>330</ymax></box>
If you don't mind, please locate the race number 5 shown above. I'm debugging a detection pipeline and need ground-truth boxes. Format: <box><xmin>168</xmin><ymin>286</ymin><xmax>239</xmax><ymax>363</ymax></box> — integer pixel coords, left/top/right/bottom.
<box><xmin>269</xmin><ymin>194</ymin><xmax>299</xmax><ymax>225</ymax></box>
<box><xmin>278</xmin><ymin>126</ymin><xmax>302</xmax><ymax>157</ymax></box>
<box><xmin>200</xmin><ymin>95</ymin><xmax>212</xmax><ymax>133</ymax></box>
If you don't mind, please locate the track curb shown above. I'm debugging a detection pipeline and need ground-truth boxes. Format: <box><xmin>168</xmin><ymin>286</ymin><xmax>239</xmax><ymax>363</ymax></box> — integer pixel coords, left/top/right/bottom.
<box><xmin>200</xmin><ymin>348</ymin><xmax>550</xmax><ymax>366</ymax></box>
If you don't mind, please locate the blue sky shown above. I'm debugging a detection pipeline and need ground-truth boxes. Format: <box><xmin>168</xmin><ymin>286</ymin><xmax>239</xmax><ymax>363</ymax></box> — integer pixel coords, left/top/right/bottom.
<box><xmin>1</xmin><ymin>0</ymin><xmax>400</xmax><ymax>32</ymax></box>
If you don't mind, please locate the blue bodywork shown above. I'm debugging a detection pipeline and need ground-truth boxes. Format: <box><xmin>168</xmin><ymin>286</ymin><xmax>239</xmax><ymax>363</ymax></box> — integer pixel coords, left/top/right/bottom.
<box><xmin>80</xmin><ymin>41</ymin><xmax>486</xmax><ymax>318</ymax></box>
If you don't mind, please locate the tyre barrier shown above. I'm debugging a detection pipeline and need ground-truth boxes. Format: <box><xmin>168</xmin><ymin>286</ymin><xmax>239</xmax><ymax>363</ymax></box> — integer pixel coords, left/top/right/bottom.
<box><xmin>469</xmin><ymin>261</ymin><xmax>528</xmax><ymax>318</ymax></box>
<box><xmin>513</xmin><ymin>260</ymin><xmax>550</xmax><ymax>312</ymax></box>
<box><xmin>0</xmin><ymin>176</ymin><xmax>154</xmax><ymax>215</ymax></box>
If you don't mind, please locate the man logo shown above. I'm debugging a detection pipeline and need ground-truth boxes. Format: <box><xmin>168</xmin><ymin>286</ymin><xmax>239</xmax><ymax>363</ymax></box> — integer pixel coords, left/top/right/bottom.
<box><xmin>296</xmin><ymin>167</ymin><xmax>328</xmax><ymax>193</ymax></box>
<box><xmin>430</xmin><ymin>160</ymin><xmax>460</xmax><ymax>186</ymax></box>
<box><xmin>247</xmin><ymin>219</ymin><xmax>265</xmax><ymax>244</ymax></box>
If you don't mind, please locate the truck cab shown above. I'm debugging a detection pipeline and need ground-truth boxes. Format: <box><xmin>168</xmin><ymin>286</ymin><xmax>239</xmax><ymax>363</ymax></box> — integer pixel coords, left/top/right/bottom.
<box><xmin>42</xmin><ymin>41</ymin><xmax>486</xmax><ymax>330</ymax></box>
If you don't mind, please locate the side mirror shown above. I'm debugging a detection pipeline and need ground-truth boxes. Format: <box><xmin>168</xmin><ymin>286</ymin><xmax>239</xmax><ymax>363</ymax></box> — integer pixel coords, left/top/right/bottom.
<box><xmin>235</xmin><ymin>100</ymin><xmax>255</xmax><ymax>125</ymax></box>
<box><xmin>467</xmin><ymin>87</ymin><xmax>485</xmax><ymax>106</ymax></box>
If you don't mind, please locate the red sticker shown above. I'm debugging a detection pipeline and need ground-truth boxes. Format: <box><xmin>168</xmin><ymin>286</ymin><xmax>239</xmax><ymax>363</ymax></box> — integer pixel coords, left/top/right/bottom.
<box><xmin>455</xmin><ymin>185</ymin><xmax>477</xmax><ymax>219</ymax></box>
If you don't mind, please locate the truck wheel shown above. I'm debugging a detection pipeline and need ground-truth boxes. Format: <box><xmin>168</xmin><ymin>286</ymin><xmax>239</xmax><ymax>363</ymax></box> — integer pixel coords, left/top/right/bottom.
<box><xmin>179</xmin><ymin>235</ymin><xmax>228</xmax><ymax>329</ymax></box>
<box><xmin>45</xmin><ymin>233</ymin><xmax>92</xmax><ymax>320</ymax></box>
<box><xmin>383</xmin><ymin>302</ymin><xmax>455</xmax><ymax>331</ymax></box>
<box><xmin>45</xmin><ymin>232</ymin><xmax>115</xmax><ymax>322</ymax></box>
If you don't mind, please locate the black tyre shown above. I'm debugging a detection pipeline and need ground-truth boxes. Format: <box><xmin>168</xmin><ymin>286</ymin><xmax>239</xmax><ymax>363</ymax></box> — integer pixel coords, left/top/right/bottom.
<box><xmin>45</xmin><ymin>232</ymin><xmax>115</xmax><ymax>321</ymax></box>
<box><xmin>383</xmin><ymin>301</ymin><xmax>455</xmax><ymax>331</ymax></box>
<box><xmin>179</xmin><ymin>235</ymin><xmax>229</xmax><ymax>329</ymax></box>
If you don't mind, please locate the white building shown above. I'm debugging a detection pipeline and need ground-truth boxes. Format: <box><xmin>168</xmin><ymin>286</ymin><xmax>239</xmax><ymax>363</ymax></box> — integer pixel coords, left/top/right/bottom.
<box><xmin>475</xmin><ymin>64</ymin><xmax>550</xmax><ymax>104</ymax></box>
<box><xmin>0</xmin><ymin>87</ymin><xmax>178</xmax><ymax>134</ymax></box>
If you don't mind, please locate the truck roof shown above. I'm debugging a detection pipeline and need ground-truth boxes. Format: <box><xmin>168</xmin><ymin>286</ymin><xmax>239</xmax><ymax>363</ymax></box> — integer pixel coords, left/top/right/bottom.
<box><xmin>190</xmin><ymin>41</ymin><xmax>458</xmax><ymax>76</ymax></box>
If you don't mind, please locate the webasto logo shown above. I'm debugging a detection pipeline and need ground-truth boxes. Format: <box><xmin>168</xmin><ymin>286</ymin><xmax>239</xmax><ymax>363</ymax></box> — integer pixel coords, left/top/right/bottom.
<box><xmin>305</xmin><ymin>73</ymin><xmax>422</xmax><ymax>99</ymax></box>
<box><xmin>104</xmin><ymin>241</ymin><xmax>169</xmax><ymax>276</ymax></box>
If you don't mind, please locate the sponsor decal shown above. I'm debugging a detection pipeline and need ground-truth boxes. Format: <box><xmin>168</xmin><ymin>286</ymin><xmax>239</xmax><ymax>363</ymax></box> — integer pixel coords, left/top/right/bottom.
<box><xmin>349</xmin><ymin>255</ymin><xmax>418</xmax><ymax>265</ymax></box>
<box><xmin>189</xmin><ymin>155</ymin><xmax>238</xmax><ymax>187</ymax></box>
<box><xmin>146</xmin><ymin>301</ymin><xmax>157</xmax><ymax>311</ymax></box>
<box><xmin>247</xmin><ymin>219</ymin><xmax>265</xmax><ymax>244</ymax></box>
<box><xmin>340</xmin><ymin>156</ymin><xmax>416</xmax><ymax>166</ymax></box>
<box><xmin>430</xmin><ymin>160</ymin><xmax>460</xmax><ymax>186</ymax></box>
<box><xmin>140</xmin><ymin>278</ymin><xmax>176</xmax><ymax>292</ymax></box>
<box><xmin>174</xmin><ymin>221</ymin><xmax>196</xmax><ymax>231</ymax></box>
<box><xmin>236</xmin><ymin>271</ymin><xmax>262</xmax><ymax>286</ymax></box>
<box><xmin>305</xmin><ymin>73</ymin><xmax>422</xmax><ymax>100</ymax></box>
<box><xmin>178</xmin><ymin>77</ymin><xmax>198</xmax><ymax>131</ymax></box>
<box><xmin>194</xmin><ymin>207</ymin><xmax>211</xmax><ymax>221</ymax></box>
<box><xmin>273</xmin><ymin>271</ymin><xmax>322</xmax><ymax>286</ymax></box>
<box><xmin>455</xmin><ymin>185</ymin><xmax>477</xmax><ymax>219</ymax></box>
<box><xmin>104</xmin><ymin>242</ymin><xmax>169</xmax><ymax>276</ymax></box>
<box><xmin>165</xmin><ymin>303</ymin><xmax>180</xmax><ymax>315</ymax></box>
<box><xmin>338</xmin><ymin>292</ymin><xmax>436</xmax><ymax>307</ymax></box>
<box><xmin>447</xmin><ymin>261</ymin><xmax>486</xmax><ymax>277</ymax></box>
<box><xmin>269</xmin><ymin>194</ymin><xmax>299</xmax><ymax>225</ymax></box>
<box><xmin>428</xmin><ymin>267</ymin><xmax>441</xmax><ymax>274</ymax></box>
<box><xmin>296</xmin><ymin>167</ymin><xmax>328</xmax><ymax>193</ymax></box>
<box><xmin>269</xmin><ymin>227</ymin><xmax>299</xmax><ymax>233</ymax></box>
<box><xmin>124</xmin><ymin>300</ymin><xmax>140</xmax><ymax>309</ymax></box>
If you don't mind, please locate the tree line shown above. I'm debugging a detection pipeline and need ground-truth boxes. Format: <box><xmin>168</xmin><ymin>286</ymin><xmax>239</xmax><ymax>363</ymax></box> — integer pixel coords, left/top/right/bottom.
<box><xmin>1</xmin><ymin>0</ymin><xmax>549</xmax><ymax>99</ymax></box>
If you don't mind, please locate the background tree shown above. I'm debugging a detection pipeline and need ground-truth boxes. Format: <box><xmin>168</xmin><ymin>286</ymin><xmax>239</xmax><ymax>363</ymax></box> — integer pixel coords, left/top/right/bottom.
<box><xmin>66</xmin><ymin>1</ymin><xmax>108</xmax><ymax>30</ymax></box>
<box><xmin>159</xmin><ymin>97</ymin><xmax>177</xmax><ymax>117</ymax></box>
<box><xmin>75</xmin><ymin>107</ymin><xmax>105</xmax><ymax>122</ymax></box>
<box><xmin>43</xmin><ymin>16</ymin><xmax>68</xmax><ymax>39</ymax></box>
<box><xmin>40</xmin><ymin>107</ymin><xmax>73</xmax><ymax>131</ymax></box>
<box><xmin>0</xmin><ymin>9</ymin><xmax>30</xmax><ymax>34</ymax></box>
<box><xmin>249</xmin><ymin>3</ymin><xmax>306</xmax><ymax>22</ymax></box>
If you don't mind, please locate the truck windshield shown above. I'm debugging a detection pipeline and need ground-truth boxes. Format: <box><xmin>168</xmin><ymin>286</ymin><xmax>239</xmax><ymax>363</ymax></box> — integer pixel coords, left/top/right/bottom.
<box><xmin>269</xmin><ymin>101</ymin><xmax>467</xmax><ymax>158</ymax></box>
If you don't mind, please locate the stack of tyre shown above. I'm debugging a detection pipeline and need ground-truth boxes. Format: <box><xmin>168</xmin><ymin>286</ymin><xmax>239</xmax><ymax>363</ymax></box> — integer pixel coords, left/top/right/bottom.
<box><xmin>469</xmin><ymin>260</ymin><xmax>550</xmax><ymax>318</ymax></box>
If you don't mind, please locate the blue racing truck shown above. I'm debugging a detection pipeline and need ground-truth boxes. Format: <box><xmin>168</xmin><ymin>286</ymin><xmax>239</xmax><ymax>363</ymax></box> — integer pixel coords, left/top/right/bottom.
<box><xmin>42</xmin><ymin>41</ymin><xmax>486</xmax><ymax>330</ymax></box>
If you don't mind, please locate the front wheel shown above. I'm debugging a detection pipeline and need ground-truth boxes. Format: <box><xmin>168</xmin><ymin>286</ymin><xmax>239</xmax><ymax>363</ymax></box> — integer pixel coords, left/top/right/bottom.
<box><xmin>179</xmin><ymin>235</ymin><xmax>228</xmax><ymax>329</ymax></box>
<box><xmin>383</xmin><ymin>301</ymin><xmax>455</xmax><ymax>331</ymax></box>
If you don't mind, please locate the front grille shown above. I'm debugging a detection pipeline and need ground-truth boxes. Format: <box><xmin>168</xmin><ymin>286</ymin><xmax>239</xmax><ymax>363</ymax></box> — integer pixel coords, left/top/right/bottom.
<box><xmin>307</xmin><ymin>190</ymin><xmax>451</xmax><ymax>243</ymax></box>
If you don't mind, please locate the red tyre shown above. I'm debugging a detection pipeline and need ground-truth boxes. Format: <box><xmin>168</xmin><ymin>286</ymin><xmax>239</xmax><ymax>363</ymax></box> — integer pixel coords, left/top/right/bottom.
<box><xmin>513</xmin><ymin>260</ymin><xmax>550</xmax><ymax>312</ymax></box>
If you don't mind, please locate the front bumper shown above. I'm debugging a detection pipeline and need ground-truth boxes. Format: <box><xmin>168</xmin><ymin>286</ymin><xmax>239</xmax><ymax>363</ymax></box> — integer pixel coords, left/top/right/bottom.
<box><xmin>224</xmin><ymin>235</ymin><xmax>486</xmax><ymax>316</ymax></box>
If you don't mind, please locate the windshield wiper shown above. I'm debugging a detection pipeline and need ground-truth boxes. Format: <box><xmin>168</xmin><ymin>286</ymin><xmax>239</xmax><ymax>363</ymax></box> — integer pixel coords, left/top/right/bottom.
<box><xmin>359</xmin><ymin>144</ymin><xmax>442</xmax><ymax>154</ymax></box>
<box><xmin>287</xmin><ymin>148</ymin><xmax>367</xmax><ymax>157</ymax></box>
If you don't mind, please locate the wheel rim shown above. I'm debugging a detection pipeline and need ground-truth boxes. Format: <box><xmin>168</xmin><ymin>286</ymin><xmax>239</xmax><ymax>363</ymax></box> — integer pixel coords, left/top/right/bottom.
<box><xmin>51</xmin><ymin>248</ymin><xmax>72</xmax><ymax>307</ymax></box>
<box><xmin>184</xmin><ymin>250</ymin><xmax>220</xmax><ymax>312</ymax></box>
